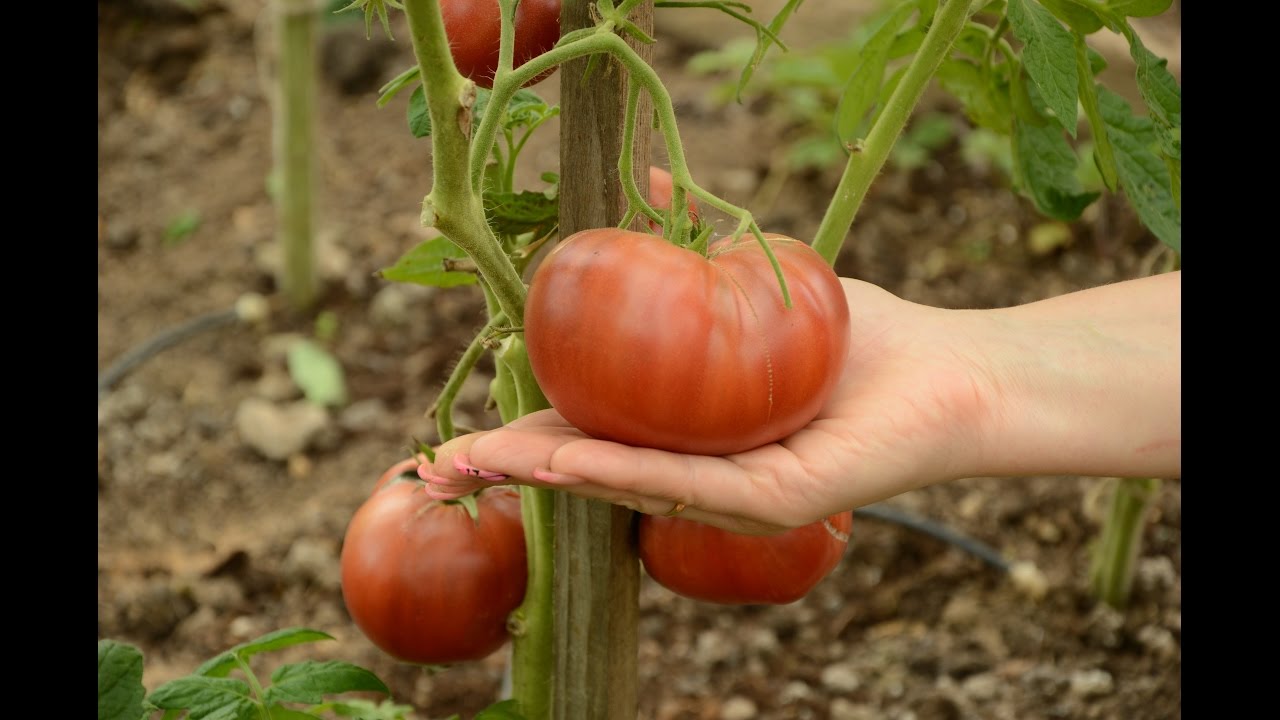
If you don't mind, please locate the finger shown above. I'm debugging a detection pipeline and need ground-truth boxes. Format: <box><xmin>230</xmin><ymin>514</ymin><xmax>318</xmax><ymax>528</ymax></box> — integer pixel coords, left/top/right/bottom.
<box><xmin>473</xmin><ymin>432</ymin><xmax>816</xmax><ymax>529</ymax></box>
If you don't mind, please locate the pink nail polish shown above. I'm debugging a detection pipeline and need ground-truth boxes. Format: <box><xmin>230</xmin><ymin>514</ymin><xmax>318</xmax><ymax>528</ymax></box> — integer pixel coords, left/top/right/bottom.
<box><xmin>453</xmin><ymin>454</ymin><xmax>508</xmax><ymax>481</ymax></box>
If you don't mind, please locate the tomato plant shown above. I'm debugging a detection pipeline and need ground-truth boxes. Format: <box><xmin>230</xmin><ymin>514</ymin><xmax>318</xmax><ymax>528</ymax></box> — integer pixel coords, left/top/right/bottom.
<box><xmin>647</xmin><ymin>166</ymin><xmax>699</xmax><ymax>231</ymax></box>
<box><xmin>440</xmin><ymin>0</ymin><xmax>561</xmax><ymax>88</ymax></box>
<box><xmin>340</xmin><ymin>472</ymin><xmax>527</xmax><ymax>665</ymax></box>
<box><xmin>639</xmin><ymin>512</ymin><xmax>854</xmax><ymax>604</ymax></box>
<box><xmin>524</xmin><ymin>228</ymin><xmax>850</xmax><ymax>455</ymax></box>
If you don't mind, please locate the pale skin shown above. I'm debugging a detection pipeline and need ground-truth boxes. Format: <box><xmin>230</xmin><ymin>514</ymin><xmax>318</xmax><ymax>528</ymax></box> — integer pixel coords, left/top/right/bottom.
<box><xmin>420</xmin><ymin>271</ymin><xmax>1181</xmax><ymax>535</ymax></box>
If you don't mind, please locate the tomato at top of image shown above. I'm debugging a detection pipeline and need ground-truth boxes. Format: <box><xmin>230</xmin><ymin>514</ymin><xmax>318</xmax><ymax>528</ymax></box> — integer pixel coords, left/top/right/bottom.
<box><xmin>638</xmin><ymin>512</ymin><xmax>854</xmax><ymax>605</ymax></box>
<box><xmin>523</xmin><ymin>228</ymin><xmax>851</xmax><ymax>455</ymax></box>
<box><xmin>339</xmin><ymin>473</ymin><xmax>527</xmax><ymax>665</ymax></box>
<box><xmin>440</xmin><ymin>0</ymin><xmax>561</xmax><ymax>89</ymax></box>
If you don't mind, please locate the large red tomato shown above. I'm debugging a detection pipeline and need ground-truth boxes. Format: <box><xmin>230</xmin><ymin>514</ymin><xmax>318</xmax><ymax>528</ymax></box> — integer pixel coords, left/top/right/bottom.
<box><xmin>524</xmin><ymin>229</ymin><xmax>850</xmax><ymax>455</ymax></box>
<box><xmin>440</xmin><ymin>0</ymin><xmax>561</xmax><ymax>89</ymax></box>
<box><xmin>638</xmin><ymin>512</ymin><xmax>853</xmax><ymax>604</ymax></box>
<box><xmin>340</xmin><ymin>475</ymin><xmax>526</xmax><ymax>665</ymax></box>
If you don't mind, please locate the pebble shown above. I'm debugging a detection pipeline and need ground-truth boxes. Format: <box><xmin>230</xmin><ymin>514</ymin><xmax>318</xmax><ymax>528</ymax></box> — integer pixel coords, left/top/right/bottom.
<box><xmin>1069</xmin><ymin>669</ymin><xmax>1114</xmax><ymax>698</ymax></box>
<box><xmin>830</xmin><ymin>699</ymin><xmax>876</xmax><ymax>720</ymax></box>
<box><xmin>821</xmin><ymin>662</ymin><xmax>862</xmax><ymax>693</ymax></box>
<box><xmin>1136</xmin><ymin>624</ymin><xmax>1178</xmax><ymax>659</ymax></box>
<box><xmin>235</xmin><ymin>398</ymin><xmax>330</xmax><ymax>460</ymax></box>
<box><xmin>694</xmin><ymin>629</ymin><xmax>735</xmax><ymax>666</ymax></box>
<box><xmin>254</xmin><ymin>367</ymin><xmax>301</xmax><ymax>401</ymax></box>
<box><xmin>339</xmin><ymin>398</ymin><xmax>390</xmax><ymax>434</ymax></box>
<box><xmin>1008</xmin><ymin>561</ymin><xmax>1049</xmax><ymax>601</ymax></box>
<box><xmin>744</xmin><ymin>626</ymin><xmax>780</xmax><ymax>656</ymax></box>
<box><xmin>941</xmin><ymin>595</ymin><xmax>980</xmax><ymax>627</ymax></box>
<box><xmin>283</xmin><ymin>537</ymin><xmax>340</xmax><ymax>589</ymax></box>
<box><xmin>779</xmin><ymin>681</ymin><xmax>812</xmax><ymax>703</ymax></box>
<box><xmin>719</xmin><ymin>696</ymin><xmax>757</xmax><ymax>720</ymax></box>
<box><xmin>961</xmin><ymin>673</ymin><xmax>1000</xmax><ymax>702</ymax></box>
<box><xmin>1137</xmin><ymin>556</ymin><xmax>1178</xmax><ymax>592</ymax></box>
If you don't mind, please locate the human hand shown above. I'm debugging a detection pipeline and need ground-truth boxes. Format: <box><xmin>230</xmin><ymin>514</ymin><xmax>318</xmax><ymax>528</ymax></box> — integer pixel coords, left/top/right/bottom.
<box><xmin>420</xmin><ymin>278</ymin><xmax>993</xmax><ymax>534</ymax></box>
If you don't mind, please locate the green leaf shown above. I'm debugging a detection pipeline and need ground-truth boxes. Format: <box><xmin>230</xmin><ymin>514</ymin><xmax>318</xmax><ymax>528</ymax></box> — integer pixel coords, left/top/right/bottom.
<box><xmin>1008</xmin><ymin>0</ymin><xmax>1080</xmax><ymax>135</ymax></box>
<box><xmin>376</xmin><ymin>65</ymin><xmax>420</xmax><ymax>108</ymax></box>
<box><xmin>197</xmin><ymin>628</ymin><xmax>335</xmax><ymax>678</ymax></box>
<box><xmin>264</xmin><ymin>661</ymin><xmax>390</xmax><ymax>705</ymax></box>
<box><xmin>378</xmin><ymin>236</ymin><xmax>480</xmax><ymax>288</ymax></box>
<box><xmin>1097</xmin><ymin>87</ymin><xmax>1181</xmax><ymax>251</ymax></box>
<box><xmin>475</xmin><ymin>699</ymin><xmax>527</xmax><ymax>720</ymax></box>
<box><xmin>287</xmin><ymin>339</ymin><xmax>348</xmax><ymax>408</ymax></box>
<box><xmin>1037</xmin><ymin>0</ymin><xmax>1104</xmax><ymax>34</ymax></box>
<box><xmin>164</xmin><ymin>210</ymin><xmax>202</xmax><ymax>246</ymax></box>
<box><xmin>1108</xmin><ymin>0</ymin><xmax>1173</xmax><ymax>17</ymax></box>
<box><xmin>1087</xmin><ymin>46</ymin><xmax>1108</xmax><ymax>75</ymax></box>
<box><xmin>99</xmin><ymin>640</ymin><xmax>147</xmax><ymax>720</ymax></box>
<box><xmin>149</xmin><ymin>677</ymin><xmax>256</xmax><ymax>720</ymax></box>
<box><xmin>736</xmin><ymin>0</ymin><xmax>805</xmax><ymax>99</ymax></box>
<box><xmin>485</xmin><ymin>190</ymin><xmax>559</xmax><ymax>238</ymax></box>
<box><xmin>504</xmin><ymin>89</ymin><xmax>559</xmax><ymax>131</ymax></box>
<box><xmin>936</xmin><ymin>59</ymin><xmax>1011</xmax><ymax>133</ymax></box>
<box><xmin>1013</xmin><ymin>118</ymin><xmax>1100</xmax><ymax>221</ymax></box>
<box><xmin>407</xmin><ymin>86</ymin><xmax>432</xmax><ymax>138</ymax></box>
<box><xmin>327</xmin><ymin>699</ymin><xmax>415</xmax><ymax>720</ymax></box>
<box><xmin>834</xmin><ymin>2</ymin><xmax>917</xmax><ymax>144</ymax></box>
<box><xmin>267</xmin><ymin>708</ymin><xmax>323</xmax><ymax>720</ymax></box>
<box><xmin>1126</xmin><ymin>29</ymin><xmax>1180</xmax><ymax>159</ymax></box>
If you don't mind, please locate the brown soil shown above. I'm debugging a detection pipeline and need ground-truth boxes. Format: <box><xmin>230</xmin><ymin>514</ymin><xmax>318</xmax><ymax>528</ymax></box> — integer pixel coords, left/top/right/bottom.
<box><xmin>98</xmin><ymin>2</ymin><xmax>1181</xmax><ymax>719</ymax></box>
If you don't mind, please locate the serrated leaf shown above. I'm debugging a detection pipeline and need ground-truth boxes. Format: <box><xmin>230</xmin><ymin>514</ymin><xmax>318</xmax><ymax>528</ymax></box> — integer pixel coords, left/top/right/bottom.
<box><xmin>197</xmin><ymin>628</ymin><xmax>335</xmax><ymax>678</ymax></box>
<box><xmin>475</xmin><ymin>699</ymin><xmax>527</xmax><ymax>720</ymax></box>
<box><xmin>264</xmin><ymin>661</ymin><xmax>390</xmax><ymax>705</ymax></box>
<box><xmin>267</xmin><ymin>708</ymin><xmax>323</xmax><ymax>720</ymax></box>
<box><xmin>378</xmin><ymin>237</ymin><xmax>480</xmax><ymax>289</ymax></box>
<box><xmin>1013</xmin><ymin>118</ymin><xmax>1100</xmax><ymax>221</ymax></box>
<box><xmin>505</xmin><ymin>89</ymin><xmax>558</xmax><ymax>131</ymax></box>
<box><xmin>1008</xmin><ymin>0</ymin><xmax>1080</xmax><ymax>136</ymax></box>
<box><xmin>1038</xmin><ymin>0</ymin><xmax>1104</xmax><ymax>34</ymax></box>
<box><xmin>485</xmin><ymin>190</ymin><xmax>559</xmax><ymax>237</ymax></box>
<box><xmin>1127</xmin><ymin>30</ymin><xmax>1180</xmax><ymax>159</ymax></box>
<box><xmin>936</xmin><ymin>59</ymin><xmax>1011</xmax><ymax>133</ymax></box>
<box><xmin>288</xmin><ymin>340</ymin><xmax>348</xmax><ymax>408</ymax></box>
<box><xmin>834</xmin><ymin>2</ymin><xmax>917</xmax><ymax>145</ymax></box>
<box><xmin>737</xmin><ymin>0</ymin><xmax>805</xmax><ymax>99</ymax></box>
<box><xmin>1108</xmin><ymin>0</ymin><xmax>1173</xmax><ymax>17</ymax></box>
<box><xmin>149</xmin><ymin>677</ymin><xmax>256</xmax><ymax>720</ymax></box>
<box><xmin>407</xmin><ymin>86</ymin><xmax>432</xmax><ymax>138</ymax></box>
<box><xmin>99</xmin><ymin>640</ymin><xmax>147</xmax><ymax>720</ymax></box>
<box><xmin>1097</xmin><ymin>87</ymin><xmax>1180</xmax><ymax>251</ymax></box>
<box><xmin>328</xmin><ymin>699</ymin><xmax>416</xmax><ymax>720</ymax></box>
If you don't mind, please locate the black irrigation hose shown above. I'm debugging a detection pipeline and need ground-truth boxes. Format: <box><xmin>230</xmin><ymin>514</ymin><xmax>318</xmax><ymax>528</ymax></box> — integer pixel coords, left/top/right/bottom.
<box><xmin>98</xmin><ymin>307</ymin><xmax>240</xmax><ymax>399</ymax></box>
<box><xmin>854</xmin><ymin>503</ymin><xmax>1012</xmax><ymax>573</ymax></box>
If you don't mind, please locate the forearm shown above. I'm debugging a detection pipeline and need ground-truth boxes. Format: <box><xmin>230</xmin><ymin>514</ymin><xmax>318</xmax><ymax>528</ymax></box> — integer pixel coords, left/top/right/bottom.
<box><xmin>963</xmin><ymin>271</ymin><xmax>1181</xmax><ymax>479</ymax></box>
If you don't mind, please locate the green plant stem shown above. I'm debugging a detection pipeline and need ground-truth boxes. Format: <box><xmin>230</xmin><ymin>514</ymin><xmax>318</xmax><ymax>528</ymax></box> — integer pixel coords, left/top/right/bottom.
<box><xmin>1089</xmin><ymin>477</ymin><xmax>1161</xmax><ymax>608</ymax></box>
<box><xmin>276</xmin><ymin>0</ymin><xmax>317</xmax><ymax>311</ymax></box>
<box><xmin>810</xmin><ymin>0</ymin><xmax>973</xmax><ymax>266</ymax></box>
<box><xmin>619</xmin><ymin>80</ymin><xmax>665</xmax><ymax>229</ymax></box>
<box><xmin>233</xmin><ymin>656</ymin><xmax>270</xmax><ymax>720</ymax></box>
<box><xmin>404</xmin><ymin>0</ymin><xmax>528</xmax><ymax>324</ymax></box>
<box><xmin>431</xmin><ymin>313</ymin><xmax>506</xmax><ymax>442</ymax></box>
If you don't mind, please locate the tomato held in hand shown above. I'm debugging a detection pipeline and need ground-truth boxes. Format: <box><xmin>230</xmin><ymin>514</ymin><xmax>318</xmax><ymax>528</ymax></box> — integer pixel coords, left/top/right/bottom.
<box><xmin>370</xmin><ymin>455</ymin><xmax>427</xmax><ymax>494</ymax></box>
<box><xmin>441</xmin><ymin>0</ymin><xmax>561</xmax><ymax>89</ymax></box>
<box><xmin>524</xmin><ymin>229</ymin><xmax>850</xmax><ymax>455</ymax></box>
<box><xmin>340</xmin><ymin>473</ymin><xmax>526</xmax><ymax>665</ymax></box>
<box><xmin>647</xmin><ymin>166</ymin><xmax>699</xmax><ymax>232</ymax></box>
<box><xmin>638</xmin><ymin>512</ymin><xmax>853</xmax><ymax>604</ymax></box>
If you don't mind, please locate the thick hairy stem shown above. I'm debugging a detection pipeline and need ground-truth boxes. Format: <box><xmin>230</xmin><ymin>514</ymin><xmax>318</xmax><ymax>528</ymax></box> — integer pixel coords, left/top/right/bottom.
<box><xmin>1089</xmin><ymin>477</ymin><xmax>1161</xmax><ymax>609</ymax></box>
<box><xmin>810</xmin><ymin>0</ymin><xmax>973</xmax><ymax>266</ymax></box>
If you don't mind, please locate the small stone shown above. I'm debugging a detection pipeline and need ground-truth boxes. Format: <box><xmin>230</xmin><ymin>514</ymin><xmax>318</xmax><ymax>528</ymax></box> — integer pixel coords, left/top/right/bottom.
<box><xmin>830</xmin><ymin>699</ymin><xmax>876</xmax><ymax>720</ymax></box>
<box><xmin>779</xmin><ymin>681</ymin><xmax>812</xmax><ymax>704</ymax></box>
<box><xmin>1136</xmin><ymin>556</ymin><xmax>1177</xmax><ymax>593</ymax></box>
<box><xmin>229</xmin><ymin>615</ymin><xmax>263</xmax><ymax>640</ymax></box>
<box><xmin>1008</xmin><ymin>561</ymin><xmax>1049</xmax><ymax>601</ymax></box>
<box><xmin>287</xmin><ymin>454</ymin><xmax>313</xmax><ymax>479</ymax></box>
<box><xmin>694</xmin><ymin>629</ymin><xmax>735</xmax><ymax>666</ymax></box>
<box><xmin>254</xmin><ymin>368</ymin><xmax>300</xmax><ymax>401</ymax></box>
<box><xmin>283</xmin><ymin>537</ymin><xmax>340</xmax><ymax>589</ymax></box>
<box><xmin>191</xmin><ymin>577</ymin><xmax>245</xmax><ymax>612</ymax></box>
<box><xmin>720</xmin><ymin>696</ymin><xmax>757</xmax><ymax>720</ymax></box>
<box><xmin>744</xmin><ymin>626</ymin><xmax>779</xmax><ymax>656</ymax></box>
<box><xmin>821</xmin><ymin>662</ymin><xmax>862</xmax><ymax>694</ymax></box>
<box><xmin>1069</xmin><ymin>669</ymin><xmax>1114</xmax><ymax>698</ymax></box>
<box><xmin>1136</xmin><ymin>625</ymin><xmax>1178</xmax><ymax>659</ymax></box>
<box><xmin>106</xmin><ymin>222</ymin><xmax>139</xmax><ymax>250</ymax></box>
<box><xmin>339</xmin><ymin>398</ymin><xmax>389</xmax><ymax>434</ymax></box>
<box><xmin>235</xmin><ymin>398</ymin><xmax>330</xmax><ymax>461</ymax></box>
<box><xmin>941</xmin><ymin>595</ymin><xmax>981</xmax><ymax>627</ymax></box>
<box><xmin>1084</xmin><ymin>604</ymin><xmax>1125</xmax><ymax>649</ymax></box>
<box><xmin>961</xmin><ymin>673</ymin><xmax>1000</xmax><ymax>702</ymax></box>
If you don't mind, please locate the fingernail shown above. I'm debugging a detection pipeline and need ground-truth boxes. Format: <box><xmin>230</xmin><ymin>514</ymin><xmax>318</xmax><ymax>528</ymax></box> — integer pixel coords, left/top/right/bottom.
<box><xmin>532</xmin><ymin>467</ymin><xmax>583</xmax><ymax>485</ymax></box>
<box><xmin>453</xmin><ymin>454</ymin><xmax>508</xmax><ymax>481</ymax></box>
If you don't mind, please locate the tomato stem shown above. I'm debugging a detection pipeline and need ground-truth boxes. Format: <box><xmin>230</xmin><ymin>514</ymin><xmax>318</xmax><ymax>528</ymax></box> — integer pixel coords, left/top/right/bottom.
<box><xmin>431</xmin><ymin>313</ymin><xmax>507</xmax><ymax>443</ymax></box>
<box><xmin>619</xmin><ymin>79</ymin><xmax>666</xmax><ymax>232</ymax></box>
<box><xmin>1089</xmin><ymin>477</ymin><xmax>1161</xmax><ymax>609</ymax></box>
<box><xmin>809</xmin><ymin>0</ymin><xmax>973</xmax><ymax>266</ymax></box>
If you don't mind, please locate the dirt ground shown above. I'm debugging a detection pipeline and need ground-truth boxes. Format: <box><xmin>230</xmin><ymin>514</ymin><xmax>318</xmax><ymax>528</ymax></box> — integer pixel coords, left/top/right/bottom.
<box><xmin>97</xmin><ymin>1</ymin><xmax>1181</xmax><ymax>718</ymax></box>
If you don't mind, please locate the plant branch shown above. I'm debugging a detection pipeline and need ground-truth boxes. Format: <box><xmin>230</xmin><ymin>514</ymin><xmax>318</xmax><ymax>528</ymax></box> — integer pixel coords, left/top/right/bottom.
<box><xmin>810</xmin><ymin>0</ymin><xmax>973</xmax><ymax>266</ymax></box>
